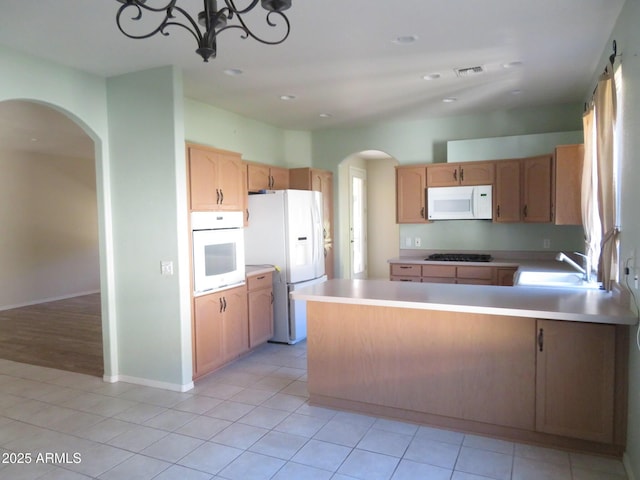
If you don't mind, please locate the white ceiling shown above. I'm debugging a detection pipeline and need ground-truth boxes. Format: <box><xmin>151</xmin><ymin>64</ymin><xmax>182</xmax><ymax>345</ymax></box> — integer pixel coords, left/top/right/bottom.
<box><xmin>0</xmin><ymin>0</ymin><xmax>626</xmax><ymax>154</ymax></box>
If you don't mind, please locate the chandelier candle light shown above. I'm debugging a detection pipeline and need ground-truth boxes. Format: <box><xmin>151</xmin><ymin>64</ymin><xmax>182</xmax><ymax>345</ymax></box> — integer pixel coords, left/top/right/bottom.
<box><xmin>115</xmin><ymin>0</ymin><xmax>292</xmax><ymax>62</ymax></box>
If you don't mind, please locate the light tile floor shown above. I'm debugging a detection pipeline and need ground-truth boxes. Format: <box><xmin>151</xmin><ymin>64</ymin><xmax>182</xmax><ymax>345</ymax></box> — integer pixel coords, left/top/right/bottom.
<box><xmin>0</xmin><ymin>341</ymin><xmax>630</xmax><ymax>480</ymax></box>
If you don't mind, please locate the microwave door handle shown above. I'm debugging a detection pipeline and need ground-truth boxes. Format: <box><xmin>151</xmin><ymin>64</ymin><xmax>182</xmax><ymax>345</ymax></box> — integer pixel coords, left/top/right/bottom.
<box><xmin>470</xmin><ymin>189</ymin><xmax>476</xmax><ymax>217</ymax></box>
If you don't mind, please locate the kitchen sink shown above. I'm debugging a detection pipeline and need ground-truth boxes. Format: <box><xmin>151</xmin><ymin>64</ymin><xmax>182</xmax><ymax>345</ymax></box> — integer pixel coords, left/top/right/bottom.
<box><xmin>514</xmin><ymin>271</ymin><xmax>601</xmax><ymax>289</ymax></box>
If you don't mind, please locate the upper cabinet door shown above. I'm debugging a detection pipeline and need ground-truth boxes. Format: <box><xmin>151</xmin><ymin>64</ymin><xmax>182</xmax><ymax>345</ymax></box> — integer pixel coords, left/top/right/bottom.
<box><xmin>522</xmin><ymin>155</ymin><xmax>553</xmax><ymax>223</ymax></box>
<box><xmin>187</xmin><ymin>144</ymin><xmax>244</xmax><ymax>212</ymax></box>
<box><xmin>396</xmin><ymin>166</ymin><xmax>427</xmax><ymax>223</ymax></box>
<box><xmin>426</xmin><ymin>164</ymin><xmax>459</xmax><ymax>187</ymax></box>
<box><xmin>188</xmin><ymin>147</ymin><xmax>220</xmax><ymax>211</ymax></box>
<box><xmin>459</xmin><ymin>162</ymin><xmax>495</xmax><ymax>186</ymax></box>
<box><xmin>216</xmin><ymin>152</ymin><xmax>245</xmax><ymax>211</ymax></box>
<box><xmin>494</xmin><ymin>160</ymin><xmax>522</xmax><ymax>223</ymax></box>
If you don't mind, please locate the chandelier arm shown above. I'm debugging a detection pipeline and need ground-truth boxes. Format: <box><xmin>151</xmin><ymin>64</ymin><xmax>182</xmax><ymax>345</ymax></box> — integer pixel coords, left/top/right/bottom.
<box><xmin>223</xmin><ymin>0</ymin><xmax>261</xmax><ymax>16</ymax></box>
<box><xmin>231</xmin><ymin>10</ymin><xmax>291</xmax><ymax>45</ymax></box>
<box><xmin>116</xmin><ymin>2</ymin><xmax>204</xmax><ymax>43</ymax></box>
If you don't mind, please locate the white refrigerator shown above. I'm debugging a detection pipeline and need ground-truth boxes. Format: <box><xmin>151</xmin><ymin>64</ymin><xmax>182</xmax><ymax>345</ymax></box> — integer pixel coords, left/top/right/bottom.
<box><xmin>244</xmin><ymin>190</ymin><xmax>327</xmax><ymax>343</ymax></box>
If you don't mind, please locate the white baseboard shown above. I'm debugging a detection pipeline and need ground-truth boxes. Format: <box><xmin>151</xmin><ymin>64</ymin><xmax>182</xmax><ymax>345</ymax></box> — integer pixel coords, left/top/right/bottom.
<box><xmin>102</xmin><ymin>374</ymin><xmax>194</xmax><ymax>393</ymax></box>
<box><xmin>624</xmin><ymin>453</ymin><xmax>637</xmax><ymax>480</ymax></box>
<box><xmin>0</xmin><ymin>290</ymin><xmax>101</xmax><ymax>312</ymax></box>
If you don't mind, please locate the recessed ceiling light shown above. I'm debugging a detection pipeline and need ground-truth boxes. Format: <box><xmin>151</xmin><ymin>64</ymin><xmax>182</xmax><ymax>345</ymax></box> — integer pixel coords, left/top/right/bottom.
<box><xmin>279</xmin><ymin>95</ymin><xmax>296</xmax><ymax>101</ymax></box>
<box><xmin>393</xmin><ymin>34</ymin><xmax>418</xmax><ymax>45</ymax></box>
<box><xmin>223</xmin><ymin>68</ymin><xmax>243</xmax><ymax>76</ymax></box>
<box><xmin>442</xmin><ymin>97</ymin><xmax>457</xmax><ymax>103</ymax></box>
<box><xmin>503</xmin><ymin>61</ymin><xmax>523</xmax><ymax>69</ymax></box>
<box><xmin>511</xmin><ymin>89</ymin><xmax>522</xmax><ymax>95</ymax></box>
<box><xmin>319</xmin><ymin>113</ymin><xmax>332</xmax><ymax>118</ymax></box>
<box><xmin>423</xmin><ymin>73</ymin><xmax>441</xmax><ymax>81</ymax></box>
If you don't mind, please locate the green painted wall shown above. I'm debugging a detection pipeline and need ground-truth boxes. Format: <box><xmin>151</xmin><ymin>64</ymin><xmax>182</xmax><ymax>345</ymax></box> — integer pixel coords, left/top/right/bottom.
<box><xmin>311</xmin><ymin>105</ymin><xmax>585</xmax><ymax>257</ymax></box>
<box><xmin>107</xmin><ymin>67</ymin><xmax>190</xmax><ymax>387</ymax></box>
<box><xmin>184</xmin><ymin>98</ymin><xmax>312</xmax><ymax>167</ymax></box>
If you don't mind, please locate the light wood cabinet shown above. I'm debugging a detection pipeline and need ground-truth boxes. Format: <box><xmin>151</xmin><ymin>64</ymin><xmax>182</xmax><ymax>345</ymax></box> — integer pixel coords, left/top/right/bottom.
<box><xmin>307</xmin><ymin>301</ymin><xmax>628</xmax><ymax>453</ymax></box>
<box><xmin>221</xmin><ymin>285</ymin><xmax>249</xmax><ymax>362</ymax></box>
<box><xmin>247</xmin><ymin>272</ymin><xmax>274</xmax><ymax>347</ymax></box>
<box><xmin>308</xmin><ymin>303</ymin><xmax>536</xmax><ymax>430</ymax></box>
<box><xmin>426</xmin><ymin>162</ymin><xmax>495</xmax><ymax>187</ymax></box>
<box><xmin>187</xmin><ymin>144</ymin><xmax>245</xmax><ymax>212</ymax></box>
<box><xmin>193</xmin><ymin>293</ymin><xmax>225</xmax><ymax>378</ymax></box>
<box><xmin>192</xmin><ymin>284</ymin><xmax>248</xmax><ymax>379</ymax></box>
<box><xmin>496</xmin><ymin>267</ymin><xmax>518</xmax><ymax>286</ymax></box>
<box><xmin>553</xmin><ymin>144</ymin><xmax>584</xmax><ymax>226</ymax></box>
<box><xmin>395</xmin><ymin>166</ymin><xmax>427</xmax><ymax>223</ymax></box>
<box><xmin>246</xmin><ymin>162</ymin><xmax>289</xmax><ymax>192</ymax></box>
<box><xmin>391</xmin><ymin>263</ymin><xmax>501</xmax><ymax>285</ymax></box>
<box><xmin>494</xmin><ymin>160</ymin><xmax>522</xmax><ymax>223</ymax></box>
<box><xmin>522</xmin><ymin>155</ymin><xmax>553</xmax><ymax>223</ymax></box>
<box><xmin>536</xmin><ymin>319</ymin><xmax>616</xmax><ymax>443</ymax></box>
<box><xmin>289</xmin><ymin>167</ymin><xmax>335</xmax><ymax>279</ymax></box>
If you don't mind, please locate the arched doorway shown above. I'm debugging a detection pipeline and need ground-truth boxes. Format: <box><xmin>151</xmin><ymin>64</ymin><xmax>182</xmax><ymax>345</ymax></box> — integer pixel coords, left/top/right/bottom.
<box><xmin>0</xmin><ymin>99</ymin><xmax>104</xmax><ymax>376</ymax></box>
<box><xmin>338</xmin><ymin>150</ymin><xmax>400</xmax><ymax>279</ymax></box>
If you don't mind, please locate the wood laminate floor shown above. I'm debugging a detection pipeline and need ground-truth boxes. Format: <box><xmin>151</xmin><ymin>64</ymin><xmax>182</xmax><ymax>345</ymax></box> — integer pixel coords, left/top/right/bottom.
<box><xmin>0</xmin><ymin>293</ymin><xmax>103</xmax><ymax>377</ymax></box>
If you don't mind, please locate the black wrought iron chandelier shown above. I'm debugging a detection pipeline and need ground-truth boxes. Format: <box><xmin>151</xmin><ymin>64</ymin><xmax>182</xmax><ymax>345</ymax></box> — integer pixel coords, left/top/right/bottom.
<box><xmin>115</xmin><ymin>0</ymin><xmax>292</xmax><ymax>62</ymax></box>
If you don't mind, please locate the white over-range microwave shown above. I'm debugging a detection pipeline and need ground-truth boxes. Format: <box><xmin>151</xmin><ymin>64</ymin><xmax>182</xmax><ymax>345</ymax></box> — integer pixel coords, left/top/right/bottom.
<box><xmin>427</xmin><ymin>185</ymin><xmax>493</xmax><ymax>220</ymax></box>
<box><xmin>192</xmin><ymin>211</ymin><xmax>245</xmax><ymax>296</ymax></box>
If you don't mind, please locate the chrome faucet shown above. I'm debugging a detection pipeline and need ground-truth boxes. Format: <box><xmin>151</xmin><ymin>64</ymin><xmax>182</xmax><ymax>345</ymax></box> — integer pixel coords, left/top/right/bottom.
<box><xmin>555</xmin><ymin>252</ymin><xmax>591</xmax><ymax>282</ymax></box>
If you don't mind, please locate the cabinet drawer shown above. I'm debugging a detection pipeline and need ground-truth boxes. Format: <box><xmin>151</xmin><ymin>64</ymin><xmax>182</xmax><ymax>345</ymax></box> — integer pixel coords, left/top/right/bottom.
<box><xmin>422</xmin><ymin>265</ymin><xmax>456</xmax><ymax>278</ymax></box>
<box><xmin>456</xmin><ymin>266</ymin><xmax>494</xmax><ymax>280</ymax></box>
<box><xmin>247</xmin><ymin>272</ymin><xmax>273</xmax><ymax>291</ymax></box>
<box><xmin>421</xmin><ymin>277</ymin><xmax>456</xmax><ymax>284</ymax></box>
<box><xmin>391</xmin><ymin>276</ymin><xmax>421</xmax><ymax>283</ymax></box>
<box><xmin>391</xmin><ymin>264</ymin><xmax>421</xmax><ymax>277</ymax></box>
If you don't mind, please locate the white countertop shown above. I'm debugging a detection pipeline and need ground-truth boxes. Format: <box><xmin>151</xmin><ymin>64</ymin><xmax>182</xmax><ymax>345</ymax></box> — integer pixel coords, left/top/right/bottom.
<box><xmin>246</xmin><ymin>265</ymin><xmax>277</xmax><ymax>277</ymax></box>
<box><xmin>290</xmin><ymin>278</ymin><xmax>638</xmax><ymax>325</ymax></box>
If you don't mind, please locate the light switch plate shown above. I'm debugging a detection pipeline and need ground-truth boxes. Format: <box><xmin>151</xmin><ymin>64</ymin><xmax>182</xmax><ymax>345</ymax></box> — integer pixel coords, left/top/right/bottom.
<box><xmin>160</xmin><ymin>261</ymin><xmax>174</xmax><ymax>276</ymax></box>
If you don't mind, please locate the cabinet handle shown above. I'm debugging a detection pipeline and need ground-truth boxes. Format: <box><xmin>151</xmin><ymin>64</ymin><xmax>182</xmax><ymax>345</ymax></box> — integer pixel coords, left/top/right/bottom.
<box><xmin>460</xmin><ymin>168</ymin><xmax>464</xmax><ymax>182</ymax></box>
<box><xmin>523</xmin><ymin>205</ymin><xmax>528</xmax><ymax>217</ymax></box>
<box><xmin>496</xmin><ymin>205</ymin><xmax>500</xmax><ymax>218</ymax></box>
<box><xmin>219</xmin><ymin>297</ymin><xmax>224</xmax><ymax>313</ymax></box>
<box><xmin>269</xmin><ymin>175</ymin><xmax>274</xmax><ymax>189</ymax></box>
<box><xmin>216</xmin><ymin>189</ymin><xmax>221</xmax><ymax>204</ymax></box>
<box><xmin>270</xmin><ymin>292</ymin><xmax>274</xmax><ymax>304</ymax></box>
<box><xmin>220</xmin><ymin>189</ymin><xmax>224</xmax><ymax>203</ymax></box>
<box><xmin>420</xmin><ymin>207</ymin><xmax>425</xmax><ymax>218</ymax></box>
<box><xmin>222</xmin><ymin>297</ymin><xmax>227</xmax><ymax>312</ymax></box>
<box><xmin>399</xmin><ymin>266</ymin><xmax>411</xmax><ymax>269</ymax></box>
<box><xmin>257</xmin><ymin>275</ymin><xmax>265</xmax><ymax>280</ymax></box>
<box><xmin>538</xmin><ymin>328</ymin><xmax>544</xmax><ymax>352</ymax></box>
<box><xmin>453</xmin><ymin>169</ymin><xmax>457</xmax><ymax>181</ymax></box>
<box><xmin>246</xmin><ymin>208</ymin><xmax>249</xmax><ymax>222</ymax></box>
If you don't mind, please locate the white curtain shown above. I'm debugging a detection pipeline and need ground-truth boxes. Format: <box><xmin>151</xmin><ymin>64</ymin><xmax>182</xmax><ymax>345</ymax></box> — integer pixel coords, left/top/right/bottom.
<box><xmin>581</xmin><ymin>105</ymin><xmax>599</xmax><ymax>281</ymax></box>
<box><xmin>595</xmin><ymin>66</ymin><xmax>619</xmax><ymax>291</ymax></box>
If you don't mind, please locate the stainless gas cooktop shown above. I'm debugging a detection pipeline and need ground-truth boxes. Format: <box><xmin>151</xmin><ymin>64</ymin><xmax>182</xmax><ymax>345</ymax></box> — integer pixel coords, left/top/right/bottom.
<box><xmin>426</xmin><ymin>253</ymin><xmax>493</xmax><ymax>262</ymax></box>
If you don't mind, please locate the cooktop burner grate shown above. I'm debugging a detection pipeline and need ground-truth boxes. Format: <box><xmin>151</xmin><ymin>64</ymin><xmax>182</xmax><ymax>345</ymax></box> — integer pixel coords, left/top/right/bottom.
<box><xmin>426</xmin><ymin>253</ymin><xmax>493</xmax><ymax>262</ymax></box>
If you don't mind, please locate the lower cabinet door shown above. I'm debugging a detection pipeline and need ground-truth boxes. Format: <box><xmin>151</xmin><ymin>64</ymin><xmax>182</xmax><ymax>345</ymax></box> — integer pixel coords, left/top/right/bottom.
<box><xmin>193</xmin><ymin>294</ymin><xmax>224</xmax><ymax>378</ymax></box>
<box><xmin>535</xmin><ymin>319</ymin><xmax>616</xmax><ymax>443</ymax></box>
<box><xmin>222</xmin><ymin>286</ymin><xmax>249</xmax><ymax>362</ymax></box>
<box><xmin>249</xmin><ymin>288</ymin><xmax>274</xmax><ymax>347</ymax></box>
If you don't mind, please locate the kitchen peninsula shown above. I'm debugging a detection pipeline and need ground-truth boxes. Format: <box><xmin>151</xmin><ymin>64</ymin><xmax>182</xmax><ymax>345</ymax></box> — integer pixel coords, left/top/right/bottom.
<box><xmin>291</xmin><ymin>279</ymin><xmax>637</xmax><ymax>455</ymax></box>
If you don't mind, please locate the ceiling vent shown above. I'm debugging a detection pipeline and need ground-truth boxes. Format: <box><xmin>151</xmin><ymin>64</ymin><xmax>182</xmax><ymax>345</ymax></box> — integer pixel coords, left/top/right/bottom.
<box><xmin>454</xmin><ymin>65</ymin><xmax>485</xmax><ymax>77</ymax></box>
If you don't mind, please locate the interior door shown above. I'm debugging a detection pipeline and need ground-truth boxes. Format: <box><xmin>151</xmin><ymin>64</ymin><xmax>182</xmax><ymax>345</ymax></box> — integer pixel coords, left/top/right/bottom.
<box><xmin>349</xmin><ymin>167</ymin><xmax>368</xmax><ymax>279</ymax></box>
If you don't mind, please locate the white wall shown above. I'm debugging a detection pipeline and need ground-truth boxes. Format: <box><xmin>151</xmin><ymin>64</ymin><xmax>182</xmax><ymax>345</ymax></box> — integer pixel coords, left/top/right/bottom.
<box><xmin>0</xmin><ymin>148</ymin><xmax>99</xmax><ymax>309</ymax></box>
<box><xmin>366</xmin><ymin>157</ymin><xmax>400</xmax><ymax>278</ymax></box>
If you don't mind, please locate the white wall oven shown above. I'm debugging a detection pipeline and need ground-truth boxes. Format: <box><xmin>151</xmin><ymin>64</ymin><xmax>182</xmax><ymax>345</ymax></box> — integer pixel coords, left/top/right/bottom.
<box><xmin>192</xmin><ymin>211</ymin><xmax>245</xmax><ymax>296</ymax></box>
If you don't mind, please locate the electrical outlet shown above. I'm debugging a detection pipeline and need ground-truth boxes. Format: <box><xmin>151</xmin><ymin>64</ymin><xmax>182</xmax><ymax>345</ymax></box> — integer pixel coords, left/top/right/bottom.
<box><xmin>415</xmin><ymin>237</ymin><xmax>422</xmax><ymax>247</ymax></box>
<box><xmin>543</xmin><ymin>239</ymin><xmax>551</xmax><ymax>249</ymax></box>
